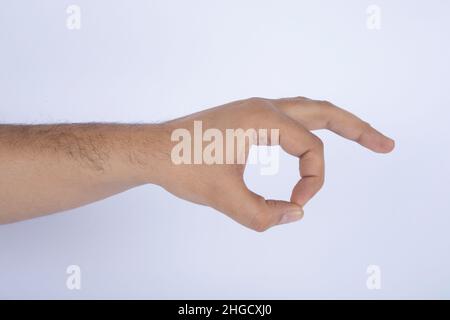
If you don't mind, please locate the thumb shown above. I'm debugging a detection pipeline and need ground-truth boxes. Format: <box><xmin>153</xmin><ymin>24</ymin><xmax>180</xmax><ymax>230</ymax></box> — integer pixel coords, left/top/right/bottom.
<box><xmin>239</xmin><ymin>187</ymin><xmax>304</xmax><ymax>231</ymax></box>
<box><xmin>265</xmin><ymin>199</ymin><xmax>304</xmax><ymax>226</ymax></box>
<box><xmin>237</xmin><ymin>186</ymin><xmax>303</xmax><ymax>232</ymax></box>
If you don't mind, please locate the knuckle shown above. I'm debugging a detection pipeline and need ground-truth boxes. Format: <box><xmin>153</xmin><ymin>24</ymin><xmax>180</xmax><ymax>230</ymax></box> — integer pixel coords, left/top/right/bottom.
<box><xmin>281</xmin><ymin>96</ymin><xmax>307</xmax><ymax>103</ymax></box>
<box><xmin>356</xmin><ymin>121</ymin><xmax>372</xmax><ymax>142</ymax></box>
<box><xmin>312</xmin><ymin>135</ymin><xmax>324</xmax><ymax>150</ymax></box>
<box><xmin>318</xmin><ymin>100</ymin><xmax>337</xmax><ymax>113</ymax></box>
<box><xmin>361</xmin><ymin>121</ymin><xmax>372</xmax><ymax>130</ymax></box>
<box><xmin>317</xmin><ymin>175</ymin><xmax>325</xmax><ymax>189</ymax></box>
<box><xmin>319</xmin><ymin>99</ymin><xmax>333</xmax><ymax>107</ymax></box>
<box><xmin>252</xmin><ymin>222</ymin><xmax>271</xmax><ymax>232</ymax></box>
<box><xmin>249</xmin><ymin>213</ymin><xmax>272</xmax><ymax>232</ymax></box>
<box><xmin>246</xmin><ymin>97</ymin><xmax>267</xmax><ymax>104</ymax></box>
<box><xmin>244</xmin><ymin>99</ymin><xmax>278</xmax><ymax>122</ymax></box>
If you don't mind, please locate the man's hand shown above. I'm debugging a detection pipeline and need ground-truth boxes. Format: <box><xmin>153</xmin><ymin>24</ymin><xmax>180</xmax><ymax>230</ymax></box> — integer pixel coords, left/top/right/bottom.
<box><xmin>0</xmin><ymin>97</ymin><xmax>394</xmax><ymax>230</ymax></box>
<box><xmin>156</xmin><ymin>97</ymin><xmax>394</xmax><ymax>231</ymax></box>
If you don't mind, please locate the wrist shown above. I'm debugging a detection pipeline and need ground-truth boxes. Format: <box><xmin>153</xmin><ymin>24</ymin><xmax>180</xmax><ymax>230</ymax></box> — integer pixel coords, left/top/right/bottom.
<box><xmin>131</xmin><ymin>123</ymin><xmax>172</xmax><ymax>186</ymax></box>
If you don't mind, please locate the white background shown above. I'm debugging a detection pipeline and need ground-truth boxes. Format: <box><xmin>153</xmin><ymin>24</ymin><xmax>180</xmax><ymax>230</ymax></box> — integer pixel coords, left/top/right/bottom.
<box><xmin>1</xmin><ymin>0</ymin><xmax>449</xmax><ymax>299</ymax></box>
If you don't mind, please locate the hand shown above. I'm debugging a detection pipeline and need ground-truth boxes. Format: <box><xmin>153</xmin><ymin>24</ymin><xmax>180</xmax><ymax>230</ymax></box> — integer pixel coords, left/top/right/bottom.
<box><xmin>0</xmin><ymin>96</ymin><xmax>394</xmax><ymax>227</ymax></box>
<box><xmin>153</xmin><ymin>97</ymin><xmax>395</xmax><ymax>232</ymax></box>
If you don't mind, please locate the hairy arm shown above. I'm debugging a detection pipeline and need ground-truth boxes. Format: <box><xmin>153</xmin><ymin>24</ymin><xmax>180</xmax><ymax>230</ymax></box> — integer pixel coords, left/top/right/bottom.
<box><xmin>0</xmin><ymin>123</ymin><xmax>167</xmax><ymax>224</ymax></box>
<box><xmin>0</xmin><ymin>97</ymin><xmax>394</xmax><ymax>231</ymax></box>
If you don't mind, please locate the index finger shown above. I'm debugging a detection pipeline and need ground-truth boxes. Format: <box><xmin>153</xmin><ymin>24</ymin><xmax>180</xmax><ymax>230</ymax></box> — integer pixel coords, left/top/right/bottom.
<box><xmin>275</xmin><ymin>97</ymin><xmax>395</xmax><ymax>153</ymax></box>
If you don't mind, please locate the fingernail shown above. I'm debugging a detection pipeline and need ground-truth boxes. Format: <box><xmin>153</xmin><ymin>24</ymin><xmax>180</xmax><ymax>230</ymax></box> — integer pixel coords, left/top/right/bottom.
<box><xmin>279</xmin><ymin>210</ymin><xmax>304</xmax><ymax>225</ymax></box>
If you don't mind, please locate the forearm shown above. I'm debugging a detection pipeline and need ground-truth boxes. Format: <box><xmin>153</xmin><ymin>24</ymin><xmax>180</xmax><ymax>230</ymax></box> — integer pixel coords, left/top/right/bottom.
<box><xmin>0</xmin><ymin>123</ymin><xmax>167</xmax><ymax>224</ymax></box>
